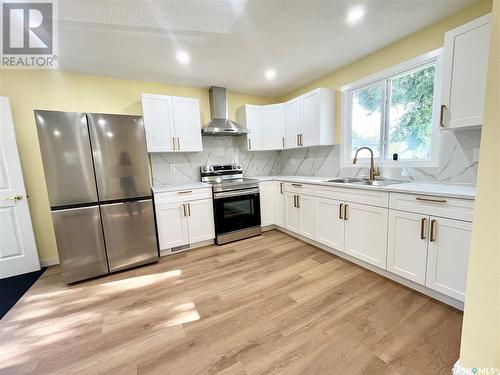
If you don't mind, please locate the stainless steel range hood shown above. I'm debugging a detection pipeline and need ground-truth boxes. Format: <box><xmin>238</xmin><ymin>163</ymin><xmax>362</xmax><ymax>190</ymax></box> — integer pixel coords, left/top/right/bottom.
<box><xmin>202</xmin><ymin>86</ymin><xmax>248</xmax><ymax>136</ymax></box>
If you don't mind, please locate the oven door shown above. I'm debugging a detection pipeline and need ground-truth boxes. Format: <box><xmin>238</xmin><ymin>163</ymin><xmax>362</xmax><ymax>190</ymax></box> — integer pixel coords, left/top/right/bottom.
<box><xmin>213</xmin><ymin>188</ymin><xmax>261</xmax><ymax>235</ymax></box>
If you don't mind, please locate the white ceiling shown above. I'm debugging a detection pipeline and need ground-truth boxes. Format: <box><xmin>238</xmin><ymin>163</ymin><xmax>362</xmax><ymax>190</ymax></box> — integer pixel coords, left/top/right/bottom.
<box><xmin>56</xmin><ymin>0</ymin><xmax>475</xmax><ymax>97</ymax></box>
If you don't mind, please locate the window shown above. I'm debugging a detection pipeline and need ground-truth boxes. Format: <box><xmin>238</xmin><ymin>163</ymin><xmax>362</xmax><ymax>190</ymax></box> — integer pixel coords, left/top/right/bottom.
<box><xmin>342</xmin><ymin>50</ymin><xmax>442</xmax><ymax>166</ymax></box>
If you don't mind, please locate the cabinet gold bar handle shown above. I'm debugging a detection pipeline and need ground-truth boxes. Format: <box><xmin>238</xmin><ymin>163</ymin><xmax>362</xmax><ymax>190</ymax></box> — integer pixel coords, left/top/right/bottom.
<box><xmin>291</xmin><ymin>183</ymin><xmax>302</xmax><ymax>187</ymax></box>
<box><xmin>282</xmin><ymin>137</ymin><xmax>285</xmax><ymax>149</ymax></box>
<box><xmin>172</xmin><ymin>137</ymin><xmax>176</xmax><ymax>150</ymax></box>
<box><xmin>177</xmin><ymin>190</ymin><xmax>192</xmax><ymax>194</ymax></box>
<box><xmin>344</xmin><ymin>204</ymin><xmax>348</xmax><ymax>221</ymax></box>
<box><xmin>420</xmin><ymin>218</ymin><xmax>427</xmax><ymax>240</ymax></box>
<box><xmin>296</xmin><ymin>195</ymin><xmax>300</xmax><ymax>208</ymax></box>
<box><xmin>416</xmin><ymin>197</ymin><xmax>447</xmax><ymax>203</ymax></box>
<box><xmin>300</xmin><ymin>134</ymin><xmax>303</xmax><ymax>146</ymax></box>
<box><xmin>294</xmin><ymin>195</ymin><xmax>298</xmax><ymax>208</ymax></box>
<box><xmin>280</xmin><ymin>182</ymin><xmax>283</xmax><ymax>194</ymax></box>
<box><xmin>182</xmin><ymin>203</ymin><xmax>187</xmax><ymax>217</ymax></box>
<box><xmin>177</xmin><ymin>137</ymin><xmax>181</xmax><ymax>150</ymax></box>
<box><xmin>339</xmin><ymin>203</ymin><xmax>343</xmax><ymax>220</ymax></box>
<box><xmin>439</xmin><ymin>105</ymin><xmax>446</xmax><ymax>128</ymax></box>
<box><xmin>297</xmin><ymin>134</ymin><xmax>300</xmax><ymax>146</ymax></box>
<box><xmin>187</xmin><ymin>203</ymin><xmax>191</xmax><ymax>216</ymax></box>
<box><xmin>430</xmin><ymin>219</ymin><xmax>437</xmax><ymax>242</ymax></box>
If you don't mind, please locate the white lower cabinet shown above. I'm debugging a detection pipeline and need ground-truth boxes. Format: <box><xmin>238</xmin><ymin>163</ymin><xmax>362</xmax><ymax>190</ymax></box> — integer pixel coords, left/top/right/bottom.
<box><xmin>314</xmin><ymin>197</ymin><xmax>344</xmax><ymax>251</ymax></box>
<box><xmin>274</xmin><ymin>182</ymin><xmax>285</xmax><ymax>227</ymax></box>
<box><xmin>344</xmin><ymin>203</ymin><xmax>388</xmax><ymax>269</ymax></box>
<box><xmin>156</xmin><ymin>197</ymin><xmax>214</xmax><ymax>250</ymax></box>
<box><xmin>387</xmin><ymin>210</ymin><xmax>429</xmax><ymax>284</ymax></box>
<box><xmin>259</xmin><ymin>181</ymin><xmax>275</xmax><ymax>226</ymax></box>
<box><xmin>156</xmin><ymin>202</ymin><xmax>189</xmax><ymax>249</ymax></box>
<box><xmin>285</xmin><ymin>192</ymin><xmax>300</xmax><ymax>233</ymax></box>
<box><xmin>298</xmin><ymin>194</ymin><xmax>314</xmax><ymax>239</ymax></box>
<box><xmin>187</xmin><ymin>199</ymin><xmax>215</xmax><ymax>243</ymax></box>
<box><xmin>426</xmin><ymin>217</ymin><xmax>472</xmax><ymax>302</ymax></box>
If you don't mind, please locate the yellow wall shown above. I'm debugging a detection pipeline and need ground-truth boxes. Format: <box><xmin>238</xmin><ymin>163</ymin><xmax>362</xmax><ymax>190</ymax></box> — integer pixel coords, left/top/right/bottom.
<box><xmin>458</xmin><ymin>0</ymin><xmax>500</xmax><ymax>370</ymax></box>
<box><xmin>0</xmin><ymin>70</ymin><xmax>275</xmax><ymax>262</ymax></box>
<box><xmin>278</xmin><ymin>0</ymin><xmax>492</xmax><ymax>142</ymax></box>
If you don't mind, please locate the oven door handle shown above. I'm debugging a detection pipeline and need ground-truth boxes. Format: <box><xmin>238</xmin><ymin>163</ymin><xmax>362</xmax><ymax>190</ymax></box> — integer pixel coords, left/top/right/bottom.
<box><xmin>213</xmin><ymin>188</ymin><xmax>260</xmax><ymax>199</ymax></box>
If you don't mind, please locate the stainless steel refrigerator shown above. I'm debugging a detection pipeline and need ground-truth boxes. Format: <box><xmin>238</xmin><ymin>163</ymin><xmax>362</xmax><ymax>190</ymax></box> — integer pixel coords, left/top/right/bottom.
<box><xmin>35</xmin><ymin>111</ymin><xmax>158</xmax><ymax>284</ymax></box>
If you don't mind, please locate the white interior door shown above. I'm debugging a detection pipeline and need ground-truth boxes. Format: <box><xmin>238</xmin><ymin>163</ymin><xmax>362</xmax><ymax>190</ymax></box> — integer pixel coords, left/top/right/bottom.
<box><xmin>0</xmin><ymin>97</ymin><xmax>40</xmax><ymax>278</ymax></box>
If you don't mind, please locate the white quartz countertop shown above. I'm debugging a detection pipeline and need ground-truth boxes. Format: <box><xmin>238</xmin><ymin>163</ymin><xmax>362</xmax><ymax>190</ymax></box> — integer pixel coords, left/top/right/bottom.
<box><xmin>251</xmin><ymin>176</ymin><xmax>476</xmax><ymax>200</ymax></box>
<box><xmin>151</xmin><ymin>177</ymin><xmax>476</xmax><ymax>200</ymax></box>
<box><xmin>151</xmin><ymin>182</ymin><xmax>211</xmax><ymax>193</ymax></box>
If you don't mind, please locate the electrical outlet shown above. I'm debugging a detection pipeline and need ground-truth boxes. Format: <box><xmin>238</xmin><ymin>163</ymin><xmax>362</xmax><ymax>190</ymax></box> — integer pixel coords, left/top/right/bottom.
<box><xmin>473</xmin><ymin>148</ymin><xmax>480</xmax><ymax>162</ymax></box>
<box><xmin>169</xmin><ymin>164</ymin><xmax>176</xmax><ymax>172</ymax></box>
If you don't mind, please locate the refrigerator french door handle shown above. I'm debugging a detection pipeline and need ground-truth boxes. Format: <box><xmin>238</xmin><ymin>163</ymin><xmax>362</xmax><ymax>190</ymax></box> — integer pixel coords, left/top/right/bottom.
<box><xmin>52</xmin><ymin>204</ymin><xmax>100</xmax><ymax>212</ymax></box>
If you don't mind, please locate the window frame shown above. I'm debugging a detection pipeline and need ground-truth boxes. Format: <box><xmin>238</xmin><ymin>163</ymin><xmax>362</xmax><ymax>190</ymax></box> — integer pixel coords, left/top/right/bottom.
<box><xmin>341</xmin><ymin>49</ymin><xmax>443</xmax><ymax>168</ymax></box>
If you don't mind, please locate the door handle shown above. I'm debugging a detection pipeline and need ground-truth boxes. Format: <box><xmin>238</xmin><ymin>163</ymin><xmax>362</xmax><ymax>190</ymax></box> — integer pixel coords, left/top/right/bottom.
<box><xmin>420</xmin><ymin>218</ymin><xmax>427</xmax><ymax>240</ymax></box>
<box><xmin>430</xmin><ymin>219</ymin><xmax>437</xmax><ymax>242</ymax></box>
<box><xmin>177</xmin><ymin>137</ymin><xmax>181</xmax><ymax>150</ymax></box>
<box><xmin>439</xmin><ymin>105</ymin><xmax>446</xmax><ymax>128</ymax></box>
<box><xmin>339</xmin><ymin>203</ymin><xmax>343</xmax><ymax>220</ymax></box>
<box><xmin>187</xmin><ymin>203</ymin><xmax>191</xmax><ymax>216</ymax></box>
<box><xmin>172</xmin><ymin>137</ymin><xmax>176</xmax><ymax>150</ymax></box>
<box><xmin>344</xmin><ymin>204</ymin><xmax>348</xmax><ymax>221</ymax></box>
<box><xmin>4</xmin><ymin>195</ymin><xmax>23</xmax><ymax>201</ymax></box>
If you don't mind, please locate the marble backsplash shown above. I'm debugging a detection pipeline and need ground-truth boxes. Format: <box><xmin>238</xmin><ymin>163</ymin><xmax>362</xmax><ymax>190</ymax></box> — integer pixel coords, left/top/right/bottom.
<box><xmin>151</xmin><ymin>129</ymin><xmax>480</xmax><ymax>185</ymax></box>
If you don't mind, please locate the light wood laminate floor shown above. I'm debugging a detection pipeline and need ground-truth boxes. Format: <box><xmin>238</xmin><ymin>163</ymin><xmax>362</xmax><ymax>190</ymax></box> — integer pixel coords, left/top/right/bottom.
<box><xmin>0</xmin><ymin>230</ymin><xmax>463</xmax><ymax>375</ymax></box>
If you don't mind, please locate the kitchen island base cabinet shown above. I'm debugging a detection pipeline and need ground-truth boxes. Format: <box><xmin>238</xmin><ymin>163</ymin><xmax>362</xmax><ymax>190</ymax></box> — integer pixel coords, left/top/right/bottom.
<box><xmin>426</xmin><ymin>217</ymin><xmax>471</xmax><ymax>302</ymax></box>
<box><xmin>387</xmin><ymin>210</ymin><xmax>429</xmax><ymax>284</ymax></box>
<box><xmin>344</xmin><ymin>203</ymin><xmax>388</xmax><ymax>269</ymax></box>
<box><xmin>314</xmin><ymin>197</ymin><xmax>345</xmax><ymax>251</ymax></box>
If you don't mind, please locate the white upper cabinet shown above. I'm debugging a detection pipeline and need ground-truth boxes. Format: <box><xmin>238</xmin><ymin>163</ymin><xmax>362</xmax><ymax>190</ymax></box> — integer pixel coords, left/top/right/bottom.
<box><xmin>240</xmin><ymin>88</ymin><xmax>335</xmax><ymax>151</ymax></box>
<box><xmin>239</xmin><ymin>104</ymin><xmax>263</xmax><ymax>150</ymax></box>
<box><xmin>286</xmin><ymin>88</ymin><xmax>335</xmax><ymax>148</ymax></box>
<box><xmin>141</xmin><ymin>93</ymin><xmax>202</xmax><ymax>152</ymax></box>
<box><xmin>441</xmin><ymin>14</ymin><xmax>491</xmax><ymax>130</ymax></box>
<box><xmin>171</xmin><ymin>96</ymin><xmax>203</xmax><ymax>152</ymax></box>
<box><xmin>285</xmin><ymin>97</ymin><xmax>302</xmax><ymax>148</ymax></box>
<box><xmin>262</xmin><ymin>104</ymin><xmax>285</xmax><ymax>150</ymax></box>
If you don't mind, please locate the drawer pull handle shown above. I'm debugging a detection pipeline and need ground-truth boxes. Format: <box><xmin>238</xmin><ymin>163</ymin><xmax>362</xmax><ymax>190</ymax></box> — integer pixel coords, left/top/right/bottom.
<box><xmin>420</xmin><ymin>218</ymin><xmax>427</xmax><ymax>240</ymax></box>
<box><xmin>177</xmin><ymin>190</ymin><xmax>193</xmax><ymax>194</ymax></box>
<box><xmin>430</xmin><ymin>219</ymin><xmax>437</xmax><ymax>242</ymax></box>
<box><xmin>416</xmin><ymin>197</ymin><xmax>447</xmax><ymax>203</ymax></box>
<box><xmin>339</xmin><ymin>203</ymin><xmax>343</xmax><ymax>220</ymax></box>
<box><xmin>291</xmin><ymin>183</ymin><xmax>302</xmax><ymax>187</ymax></box>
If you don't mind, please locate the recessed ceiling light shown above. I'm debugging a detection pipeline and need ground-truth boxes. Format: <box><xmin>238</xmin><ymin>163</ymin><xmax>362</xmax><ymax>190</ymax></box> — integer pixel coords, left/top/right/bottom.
<box><xmin>347</xmin><ymin>6</ymin><xmax>365</xmax><ymax>25</ymax></box>
<box><xmin>265</xmin><ymin>69</ymin><xmax>276</xmax><ymax>80</ymax></box>
<box><xmin>176</xmin><ymin>50</ymin><xmax>190</xmax><ymax>65</ymax></box>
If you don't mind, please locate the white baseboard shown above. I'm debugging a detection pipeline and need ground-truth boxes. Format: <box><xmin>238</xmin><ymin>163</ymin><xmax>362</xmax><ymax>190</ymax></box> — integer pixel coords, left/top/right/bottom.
<box><xmin>40</xmin><ymin>257</ymin><xmax>59</xmax><ymax>267</ymax></box>
<box><xmin>273</xmin><ymin>226</ymin><xmax>464</xmax><ymax>310</ymax></box>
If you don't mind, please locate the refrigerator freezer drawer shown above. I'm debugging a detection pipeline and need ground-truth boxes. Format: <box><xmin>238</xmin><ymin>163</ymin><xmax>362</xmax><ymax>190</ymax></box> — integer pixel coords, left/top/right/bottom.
<box><xmin>35</xmin><ymin>110</ymin><xmax>98</xmax><ymax>207</ymax></box>
<box><xmin>52</xmin><ymin>206</ymin><xmax>109</xmax><ymax>284</ymax></box>
<box><xmin>87</xmin><ymin>114</ymin><xmax>151</xmax><ymax>201</ymax></box>
<box><xmin>100</xmin><ymin>199</ymin><xmax>158</xmax><ymax>272</ymax></box>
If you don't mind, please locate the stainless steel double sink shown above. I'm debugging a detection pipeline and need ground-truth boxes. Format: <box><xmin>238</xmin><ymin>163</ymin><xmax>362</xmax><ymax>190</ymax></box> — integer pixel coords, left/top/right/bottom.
<box><xmin>325</xmin><ymin>177</ymin><xmax>406</xmax><ymax>187</ymax></box>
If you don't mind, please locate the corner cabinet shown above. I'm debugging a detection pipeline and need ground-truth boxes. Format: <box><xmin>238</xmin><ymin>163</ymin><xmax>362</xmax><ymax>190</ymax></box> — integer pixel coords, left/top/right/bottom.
<box><xmin>141</xmin><ymin>93</ymin><xmax>203</xmax><ymax>152</ymax></box>
<box><xmin>440</xmin><ymin>14</ymin><xmax>491</xmax><ymax>130</ymax></box>
<box><xmin>238</xmin><ymin>88</ymin><xmax>335</xmax><ymax>151</ymax></box>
